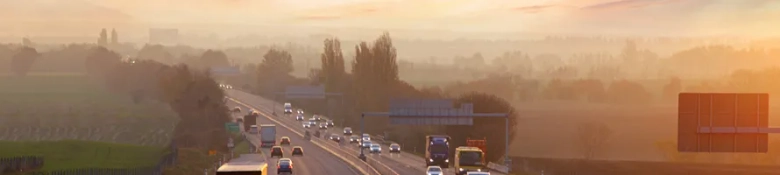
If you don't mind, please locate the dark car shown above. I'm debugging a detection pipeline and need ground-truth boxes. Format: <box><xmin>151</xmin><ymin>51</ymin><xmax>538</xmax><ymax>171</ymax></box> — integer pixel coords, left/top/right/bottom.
<box><xmin>318</xmin><ymin>123</ymin><xmax>328</xmax><ymax>130</ymax></box>
<box><xmin>296</xmin><ymin>114</ymin><xmax>304</xmax><ymax>121</ymax></box>
<box><xmin>291</xmin><ymin>146</ymin><xmax>304</xmax><ymax>156</ymax></box>
<box><xmin>389</xmin><ymin>143</ymin><xmax>401</xmax><ymax>153</ymax></box>
<box><xmin>270</xmin><ymin>146</ymin><xmax>284</xmax><ymax>158</ymax></box>
<box><xmin>349</xmin><ymin>136</ymin><xmax>359</xmax><ymax>143</ymax></box>
<box><xmin>329</xmin><ymin>134</ymin><xmax>341</xmax><ymax>142</ymax></box>
<box><xmin>343</xmin><ymin>127</ymin><xmax>353</xmax><ymax>135</ymax></box>
<box><xmin>277</xmin><ymin>158</ymin><xmax>293</xmax><ymax>174</ymax></box>
<box><xmin>280</xmin><ymin>137</ymin><xmax>291</xmax><ymax>146</ymax></box>
<box><xmin>326</xmin><ymin>120</ymin><xmax>335</xmax><ymax>127</ymax></box>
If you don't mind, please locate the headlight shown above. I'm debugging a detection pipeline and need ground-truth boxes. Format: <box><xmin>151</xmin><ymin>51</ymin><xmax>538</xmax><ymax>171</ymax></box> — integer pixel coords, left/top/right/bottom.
<box><xmin>429</xmin><ymin>159</ymin><xmax>433</xmax><ymax>162</ymax></box>
<box><xmin>459</xmin><ymin>168</ymin><xmax>464</xmax><ymax>171</ymax></box>
<box><xmin>477</xmin><ymin>169</ymin><xmax>481</xmax><ymax>172</ymax></box>
<box><xmin>445</xmin><ymin>159</ymin><xmax>449</xmax><ymax>162</ymax></box>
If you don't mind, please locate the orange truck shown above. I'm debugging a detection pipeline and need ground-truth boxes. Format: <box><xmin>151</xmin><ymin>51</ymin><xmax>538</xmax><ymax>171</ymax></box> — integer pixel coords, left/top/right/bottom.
<box><xmin>466</xmin><ymin>137</ymin><xmax>487</xmax><ymax>162</ymax></box>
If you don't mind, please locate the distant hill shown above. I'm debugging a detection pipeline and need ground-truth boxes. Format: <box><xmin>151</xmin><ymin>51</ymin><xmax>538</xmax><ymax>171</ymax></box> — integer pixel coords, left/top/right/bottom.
<box><xmin>0</xmin><ymin>0</ymin><xmax>136</xmax><ymax>36</ymax></box>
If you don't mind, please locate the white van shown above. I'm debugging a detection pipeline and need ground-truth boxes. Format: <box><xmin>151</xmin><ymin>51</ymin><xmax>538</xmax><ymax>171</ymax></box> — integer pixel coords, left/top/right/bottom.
<box><xmin>283</xmin><ymin>103</ymin><xmax>292</xmax><ymax>114</ymax></box>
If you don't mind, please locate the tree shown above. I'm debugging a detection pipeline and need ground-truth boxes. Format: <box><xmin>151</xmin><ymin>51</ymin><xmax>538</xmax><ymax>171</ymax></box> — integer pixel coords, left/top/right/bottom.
<box><xmin>98</xmin><ymin>28</ymin><xmax>108</xmax><ymax>46</ymax></box>
<box><xmin>446</xmin><ymin>92</ymin><xmax>518</xmax><ymax>163</ymax></box>
<box><xmin>576</xmin><ymin>121</ymin><xmax>612</xmax><ymax>159</ymax></box>
<box><xmin>85</xmin><ymin>47</ymin><xmax>122</xmax><ymax>76</ymax></box>
<box><xmin>199</xmin><ymin>50</ymin><xmax>230</xmax><ymax>70</ymax></box>
<box><xmin>256</xmin><ymin>49</ymin><xmax>293</xmax><ymax>95</ymax></box>
<box><xmin>111</xmin><ymin>28</ymin><xmax>118</xmax><ymax>45</ymax></box>
<box><xmin>352</xmin><ymin>32</ymin><xmax>399</xmax><ymax>112</ymax></box>
<box><xmin>10</xmin><ymin>47</ymin><xmax>39</xmax><ymax>76</ymax></box>
<box><xmin>320</xmin><ymin>38</ymin><xmax>346</xmax><ymax>92</ymax></box>
<box><xmin>137</xmin><ymin>44</ymin><xmax>175</xmax><ymax>64</ymax></box>
<box><xmin>662</xmin><ymin>76</ymin><xmax>682</xmax><ymax>101</ymax></box>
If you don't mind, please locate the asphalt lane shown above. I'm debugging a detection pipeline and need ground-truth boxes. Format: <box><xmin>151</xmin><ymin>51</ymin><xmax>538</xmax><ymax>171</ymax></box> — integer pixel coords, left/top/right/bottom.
<box><xmin>226</xmin><ymin>89</ymin><xmax>510</xmax><ymax>175</ymax></box>
<box><xmin>228</xmin><ymin>100</ymin><xmax>361</xmax><ymax>175</ymax></box>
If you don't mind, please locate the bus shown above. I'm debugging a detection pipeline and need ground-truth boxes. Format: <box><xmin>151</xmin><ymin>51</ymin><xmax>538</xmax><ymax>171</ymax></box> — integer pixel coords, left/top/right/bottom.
<box><xmin>216</xmin><ymin>154</ymin><xmax>268</xmax><ymax>175</ymax></box>
<box><xmin>455</xmin><ymin>146</ymin><xmax>486</xmax><ymax>175</ymax></box>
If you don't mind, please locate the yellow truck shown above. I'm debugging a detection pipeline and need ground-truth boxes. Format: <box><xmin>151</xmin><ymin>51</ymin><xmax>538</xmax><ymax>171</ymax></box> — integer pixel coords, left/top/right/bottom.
<box><xmin>216</xmin><ymin>154</ymin><xmax>268</xmax><ymax>175</ymax></box>
<box><xmin>454</xmin><ymin>146</ymin><xmax>486</xmax><ymax>175</ymax></box>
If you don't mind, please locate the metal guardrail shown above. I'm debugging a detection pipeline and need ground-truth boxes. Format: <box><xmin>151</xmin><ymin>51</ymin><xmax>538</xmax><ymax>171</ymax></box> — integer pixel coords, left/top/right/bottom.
<box><xmin>488</xmin><ymin>162</ymin><xmax>510</xmax><ymax>173</ymax></box>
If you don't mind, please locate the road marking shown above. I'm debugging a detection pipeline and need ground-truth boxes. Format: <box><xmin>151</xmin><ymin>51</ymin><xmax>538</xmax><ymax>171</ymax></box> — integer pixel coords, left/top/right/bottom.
<box><xmin>228</xmin><ymin>97</ymin><xmax>376</xmax><ymax>175</ymax></box>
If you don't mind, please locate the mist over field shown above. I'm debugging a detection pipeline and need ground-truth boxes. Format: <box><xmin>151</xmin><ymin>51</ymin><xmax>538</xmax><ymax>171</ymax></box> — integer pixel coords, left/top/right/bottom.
<box><xmin>3</xmin><ymin>0</ymin><xmax>780</xmax><ymax>174</ymax></box>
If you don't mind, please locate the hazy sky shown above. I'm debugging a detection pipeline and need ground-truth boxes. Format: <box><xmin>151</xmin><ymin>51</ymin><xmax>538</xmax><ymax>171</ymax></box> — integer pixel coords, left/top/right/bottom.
<box><xmin>2</xmin><ymin>0</ymin><xmax>779</xmax><ymax>37</ymax></box>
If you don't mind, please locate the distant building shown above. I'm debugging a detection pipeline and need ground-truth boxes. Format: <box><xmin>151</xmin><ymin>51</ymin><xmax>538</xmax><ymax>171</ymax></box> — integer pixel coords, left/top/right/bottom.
<box><xmin>149</xmin><ymin>28</ymin><xmax>179</xmax><ymax>45</ymax></box>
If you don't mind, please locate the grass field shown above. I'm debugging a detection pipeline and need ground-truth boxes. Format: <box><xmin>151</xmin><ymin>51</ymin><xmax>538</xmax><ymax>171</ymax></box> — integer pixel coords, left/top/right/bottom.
<box><xmin>0</xmin><ymin>74</ymin><xmax>178</xmax><ymax>146</ymax></box>
<box><xmin>0</xmin><ymin>140</ymin><xmax>164</xmax><ymax>171</ymax></box>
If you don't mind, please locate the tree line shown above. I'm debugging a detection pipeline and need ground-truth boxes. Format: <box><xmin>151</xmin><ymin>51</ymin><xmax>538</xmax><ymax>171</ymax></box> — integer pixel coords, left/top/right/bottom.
<box><xmin>243</xmin><ymin>33</ymin><xmax>518</xmax><ymax>163</ymax></box>
<box><xmin>7</xmin><ymin>45</ymin><xmax>234</xmax><ymax>153</ymax></box>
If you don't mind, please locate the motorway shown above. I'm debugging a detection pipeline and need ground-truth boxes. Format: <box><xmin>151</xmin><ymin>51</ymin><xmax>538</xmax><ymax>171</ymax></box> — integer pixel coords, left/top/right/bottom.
<box><xmin>227</xmin><ymin>100</ymin><xmax>363</xmax><ymax>175</ymax></box>
<box><xmin>227</xmin><ymin>89</ymin><xmax>506</xmax><ymax>175</ymax></box>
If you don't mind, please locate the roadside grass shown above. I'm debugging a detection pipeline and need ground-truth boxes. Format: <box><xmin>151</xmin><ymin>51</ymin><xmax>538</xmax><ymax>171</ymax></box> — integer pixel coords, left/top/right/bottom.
<box><xmin>162</xmin><ymin>148</ymin><xmax>222</xmax><ymax>175</ymax></box>
<box><xmin>0</xmin><ymin>140</ymin><xmax>164</xmax><ymax>171</ymax></box>
<box><xmin>0</xmin><ymin>75</ymin><xmax>178</xmax><ymax>146</ymax></box>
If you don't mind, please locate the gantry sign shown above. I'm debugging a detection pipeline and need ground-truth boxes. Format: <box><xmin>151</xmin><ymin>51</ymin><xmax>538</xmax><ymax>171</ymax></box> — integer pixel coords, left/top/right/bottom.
<box><xmin>678</xmin><ymin>93</ymin><xmax>770</xmax><ymax>152</ymax></box>
<box><xmin>360</xmin><ymin>99</ymin><xmax>511</xmax><ymax>172</ymax></box>
<box><xmin>273</xmin><ymin>85</ymin><xmax>343</xmax><ymax>119</ymax></box>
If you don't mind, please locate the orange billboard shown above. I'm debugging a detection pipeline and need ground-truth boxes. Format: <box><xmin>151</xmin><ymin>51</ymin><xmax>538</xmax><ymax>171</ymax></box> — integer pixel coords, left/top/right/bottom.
<box><xmin>678</xmin><ymin>93</ymin><xmax>769</xmax><ymax>152</ymax></box>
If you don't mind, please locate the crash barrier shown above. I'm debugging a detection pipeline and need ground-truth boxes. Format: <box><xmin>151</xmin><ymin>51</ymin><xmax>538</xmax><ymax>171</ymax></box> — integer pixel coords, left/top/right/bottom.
<box><xmin>2</xmin><ymin>143</ymin><xmax>178</xmax><ymax>175</ymax></box>
<box><xmin>0</xmin><ymin>156</ymin><xmax>44</xmax><ymax>173</ymax></box>
<box><xmin>488</xmin><ymin>162</ymin><xmax>510</xmax><ymax>173</ymax></box>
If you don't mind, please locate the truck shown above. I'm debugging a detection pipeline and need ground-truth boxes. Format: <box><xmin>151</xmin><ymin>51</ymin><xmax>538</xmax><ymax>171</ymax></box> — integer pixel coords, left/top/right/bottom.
<box><xmin>249</xmin><ymin>125</ymin><xmax>259</xmax><ymax>134</ymax></box>
<box><xmin>243</xmin><ymin>112</ymin><xmax>259</xmax><ymax>132</ymax></box>
<box><xmin>259</xmin><ymin>124</ymin><xmax>277</xmax><ymax>148</ymax></box>
<box><xmin>466</xmin><ymin>137</ymin><xmax>487</xmax><ymax>159</ymax></box>
<box><xmin>425</xmin><ymin>135</ymin><xmax>451</xmax><ymax>168</ymax></box>
<box><xmin>216</xmin><ymin>154</ymin><xmax>268</xmax><ymax>175</ymax></box>
<box><xmin>454</xmin><ymin>146</ymin><xmax>486</xmax><ymax>175</ymax></box>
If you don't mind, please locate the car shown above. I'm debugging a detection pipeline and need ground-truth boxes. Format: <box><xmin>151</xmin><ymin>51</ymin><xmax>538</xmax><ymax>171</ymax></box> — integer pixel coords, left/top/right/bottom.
<box><xmin>389</xmin><ymin>143</ymin><xmax>401</xmax><ymax>153</ymax></box>
<box><xmin>291</xmin><ymin>146</ymin><xmax>304</xmax><ymax>156</ymax></box>
<box><xmin>360</xmin><ymin>141</ymin><xmax>372</xmax><ymax>149</ymax></box>
<box><xmin>349</xmin><ymin>136</ymin><xmax>360</xmax><ymax>143</ymax></box>
<box><xmin>318</xmin><ymin>123</ymin><xmax>328</xmax><ymax>130</ymax></box>
<box><xmin>362</xmin><ymin>133</ymin><xmax>371</xmax><ymax>141</ymax></box>
<box><xmin>280</xmin><ymin>137</ymin><xmax>291</xmax><ymax>146</ymax></box>
<box><xmin>426</xmin><ymin>166</ymin><xmax>443</xmax><ymax>175</ymax></box>
<box><xmin>303</xmin><ymin>121</ymin><xmax>311</xmax><ymax>128</ymax></box>
<box><xmin>295</xmin><ymin>114</ymin><xmax>304</xmax><ymax>121</ymax></box>
<box><xmin>270</xmin><ymin>146</ymin><xmax>284</xmax><ymax>158</ymax></box>
<box><xmin>329</xmin><ymin>134</ymin><xmax>341</xmax><ymax>142</ymax></box>
<box><xmin>308</xmin><ymin>118</ymin><xmax>318</xmax><ymax>125</ymax></box>
<box><xmin>297</xmin><ymin>109</ymin><xmax>304</xmax><ymax>114</ymax></box>
<box><xmin>283</xmin><ymin>103</ymin><xmax>293</xmax><ymax>114</ymax></box>
<box><xmin>343</xmin><ymin>127</ymin><xmax>353</xmax><ymax>135</ymax></box>
<box><xmin>325</xmin><ymin>120</ymin><xmax>335</xmax><ymax>127</ymax></box>
<box><xmin>313</xmin><ymin>115</ymin><xmax>323</xmax><ymax>121</ymax></box>
<box><xmin>232</xmin><ymin>107</ymin><xmax>241</xmax><ymax>113</ymax></box>
<box><xmin>369</xmin><ymin>143</ymin><xmax>381</xmax><ymax>153</ymax></box>
<box><xmin>465</xmin><ymin>172</ymin><xmax>490</xmax><ymax>175</ymax></box>
<box><xmin>277</xmin><ymin>158</ymin><xmax>293</xmax><ymax>174</ymax></box>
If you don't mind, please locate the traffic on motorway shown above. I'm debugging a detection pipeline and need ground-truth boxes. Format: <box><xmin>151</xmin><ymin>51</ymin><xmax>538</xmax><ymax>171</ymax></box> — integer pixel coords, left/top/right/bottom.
<box><xmin>221</xmin><ymin>89</ymin><xmax>504</xmax><ymax>175</ymax></box>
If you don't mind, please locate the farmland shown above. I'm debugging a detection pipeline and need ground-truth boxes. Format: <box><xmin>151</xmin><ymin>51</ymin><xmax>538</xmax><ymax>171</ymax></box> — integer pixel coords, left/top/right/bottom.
<box><xmin>0</xmin><ymin>140</ymin><xmax>165</xmax><ymax>171</ymax></box>
<box><xmin>0</xmin><ymin>74</ymin><xmax>178</xmax><ymax>146</ymax></box>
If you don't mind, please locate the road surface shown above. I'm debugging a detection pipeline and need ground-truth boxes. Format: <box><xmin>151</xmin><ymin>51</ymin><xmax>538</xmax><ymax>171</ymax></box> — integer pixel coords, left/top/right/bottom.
<box><xmin>228</xmin><ymin>100</ymin><xmax>362</xmax><ymax>175</ymax></box>
<box><xmin>227</xmin><ymin>89</ymin><xmax>508</xmax><ymax>175</ymax></box>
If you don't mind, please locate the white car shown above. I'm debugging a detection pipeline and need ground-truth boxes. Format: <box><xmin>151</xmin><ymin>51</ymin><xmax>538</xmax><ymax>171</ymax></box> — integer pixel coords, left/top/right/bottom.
<box><xmin>360</xmin><ymin>141</ymin><xmax>372</xmax><ymax>149</ymax></box>
<box><xmin>303</xmin><ymin>122</ymin><xmax>311</xmax><ymax>128</ymax></box>
<box><xmin>362</xmin><ymin>133</ymin><xmax>371</xmax><ymax>141</ymax></box>
<box><xmin>369</xmin><ymin>144</ymin><xmax>381</xmax><ymax>153</ymax></box>
<box><xmin>426</xmin><ymin>166</ymin><xmax>443</xmax><ymax>175</ymax></box>
<box><xmin>466</xmin><ymin>172</ymin><xmax>490</xmax><ymax>175</ymax></box>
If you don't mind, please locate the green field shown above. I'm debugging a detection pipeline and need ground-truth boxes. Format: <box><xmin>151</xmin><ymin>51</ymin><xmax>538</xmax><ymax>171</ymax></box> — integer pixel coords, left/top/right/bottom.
<box><xmin>0</xmin><ymin>140</ymin><xmax>165</xmax><ymax>171</ymax></box>
<box><xmin>0</xmin><ymin>74</ymin><xmax>178</xmax><ymax>146</ymax></box>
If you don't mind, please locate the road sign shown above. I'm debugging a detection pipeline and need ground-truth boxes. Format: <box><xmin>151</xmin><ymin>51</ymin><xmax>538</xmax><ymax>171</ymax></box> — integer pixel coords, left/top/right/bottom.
<box><xmin>678</xmin><ymin>93</ymin><xmax>769</xmax><ymax>152</ymax></box>
<box><xmin>225</xmin><ymin>122</ymin><xmax>240</xmax><ymax>133</ymax></box>
<box><xmin>210</xmin><ymin>66</ymin><xmax>241</xmax><ymax>76</ymax></box>
<box><xmin>387</xmin><ymin>99</ymin><xmax>474</xmax><ymax>125</ymax></box>
<box><xmin>283</xmin><ymin>86</ymin><xmax>326</xmax><ymax>99</ymax></box>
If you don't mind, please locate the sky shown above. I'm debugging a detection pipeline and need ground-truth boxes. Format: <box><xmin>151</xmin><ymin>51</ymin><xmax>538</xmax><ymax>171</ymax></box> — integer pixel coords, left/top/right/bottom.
<box><xmin>1</xmin><ymin>0</ymin><xmax>779</xmax><ymax>37</ymax></box>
